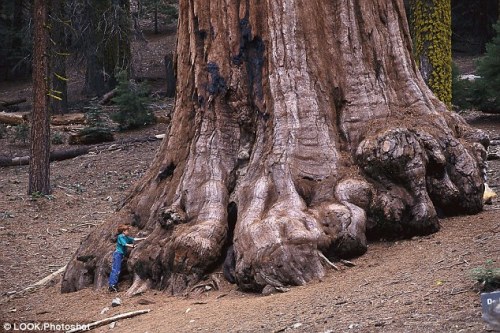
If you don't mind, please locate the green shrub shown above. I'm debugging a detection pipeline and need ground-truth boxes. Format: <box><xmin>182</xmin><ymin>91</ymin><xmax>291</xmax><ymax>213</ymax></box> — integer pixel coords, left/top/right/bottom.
<box><xmin>476</xmin><ymin>19</ymin><xmax>500</xmax><ymax>112</ymax></box>
<box><xmin>51</xmin><ymin>132</ymin><xmax>64</xmax><ymax>145</ymax></box>
<box><xmin>85</xmin><ymin>104</ymin><xmax>108</xmax><ymax>128</ymax></box>
<box><xmin>111</xmin><ymin>71</ymin><xmax>155</xmax><ymax>130</ymax></box>
<box><xmin>452</xmin><ymin>19</ymin><xmax>500</xmax><ymax>113</ymax></box>
<box><xmin>13</xmin><ymin>123</ymin><xmax>29</xmax><ymax>144</ymax></box>
<box><xmin>0</xmin><ymin>124</ymin><xmax>6</xmax><ymax>139</ymax></box>
<box><xmin>471</xmin><ymin>260</ymin><xmax>500</xmax><ymax>292</ymax></box>
<box><xmin>451</xmin><ymin>62</ymin><xmax>473</xmax><ymax>109</ymax></box>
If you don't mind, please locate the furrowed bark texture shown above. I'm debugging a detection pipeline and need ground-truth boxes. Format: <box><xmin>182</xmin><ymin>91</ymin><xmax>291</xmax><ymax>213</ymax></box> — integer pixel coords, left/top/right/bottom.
<box><xmin>30</xmin><ymin>0</ymin><xmax>51</xmax><ymax>195</ymax></box>
<box><xmin>62</xmin><ymin>0</ymin><xmax>488</xmax><ymax>293</ymax></box>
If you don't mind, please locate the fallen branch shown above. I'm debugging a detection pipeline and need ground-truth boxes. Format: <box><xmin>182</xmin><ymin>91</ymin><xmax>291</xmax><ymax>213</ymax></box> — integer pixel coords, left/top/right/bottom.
<box><xmin>317</xmin><ymin>251</ymin><xmax>340</xmax><ymax>271</ymax></box>
<box><xmin>66</xmin><ymin>309</ymin><xmax>151</xmax><ymax>333</ymax></box>
<box><xmin>339</xmin><ymin>259</ymin><xmax>356</xmax><ymax>267</ymax></box>
<box><xmin>70</xmin><ymin>222</ymin><xmax>99</xmax><ymax>230</ymax></box>
<box><xmin>18</xmin><ymin>265</ymin><xmax>67</xmax><ymax>294</ymax></box>
<box><xmin>99</xmin><ymin>88</ymin><xmax>117</xmax><ymax>105</ymax></box>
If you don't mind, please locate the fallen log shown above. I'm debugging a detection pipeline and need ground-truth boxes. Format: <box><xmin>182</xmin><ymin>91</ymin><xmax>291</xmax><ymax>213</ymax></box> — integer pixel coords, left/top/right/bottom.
<box><xmin>0</xmin><ymin>112</ymin><xmax>27</xmax><ymax>125</ymax></box>
<box><xmin>66</xmin><ymin>309</ymin><xmax>151</xmax><ymax>333</ymax></box>
<box><xmin>0</xmin><ymin>112</ymin><xmax>86</xmax><ymax>126</ymax></box>
<box><xmin>68</xmin><ymin>127</ymin><xmax>114</xmax><ymax>145</ymax></box>
<box><xmin>1</xmin><ymin>98</ymin><xmax>27</xmax><ymax>108</ymax></box>
<box><xmin>0</xmin><ymin>147</ymin><xmax>90</xmax><ymax>167</ymax></box>
<box><xmin>51</xmin><ymin>113</ymin><xmax>86</xmax><ymax>126</ymax></box>
<box><xmin>0</xmin><ymin>135</ymin><xmax>162</xmax><ymax>167</ymax></box>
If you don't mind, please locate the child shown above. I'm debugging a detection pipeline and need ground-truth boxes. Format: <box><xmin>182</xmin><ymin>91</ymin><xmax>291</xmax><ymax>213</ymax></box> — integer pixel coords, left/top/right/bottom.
<box><xmin>108</xmin><ymin>224</ymin><xmax>146</xmax><ymax>292</ymax></box>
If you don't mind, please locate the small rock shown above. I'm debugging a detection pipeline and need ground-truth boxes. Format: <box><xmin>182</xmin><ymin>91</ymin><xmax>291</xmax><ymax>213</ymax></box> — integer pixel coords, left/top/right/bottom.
<box><xmin>100</xmin><ymin>306</ymin><xmax>110</xmax><ymax>314</ymax></box>
<box><xmin>261</xmin><ymin>285</ymin><xmax>277</xmax><ymax>296</ymax></box>
<box><xmin>109</xmin><ymin>321</ymin><xmax>116</xmax><ymax>329</ymax></box>
<box><xmin>137</xmin><ymin>298</ymin><xmax>155</xmax><ymax>305</ymax></box>
<box><xmin>111</xmin><ymin>297</ymin><xmax>121</xmax><ymax>307</ymax></box>
<box><xmin>292</xmin><ymin>323</ymin><xmax>303</xmax><ymax>329</ymax></box>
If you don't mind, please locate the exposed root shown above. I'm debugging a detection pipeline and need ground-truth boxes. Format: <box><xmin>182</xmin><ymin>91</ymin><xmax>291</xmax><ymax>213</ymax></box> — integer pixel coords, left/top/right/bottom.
<box><xmin>126</xmin><ymin>274</ymin><xmax>152</xmax><ymax>296</ymax></box>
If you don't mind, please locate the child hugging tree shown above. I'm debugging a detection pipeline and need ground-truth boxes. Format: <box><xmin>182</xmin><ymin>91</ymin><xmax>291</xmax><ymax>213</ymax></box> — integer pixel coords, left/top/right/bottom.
<box><xmin>108</xmin><ymin>224</ymin><xmax>146</xmax><ymax>292</ymax></box>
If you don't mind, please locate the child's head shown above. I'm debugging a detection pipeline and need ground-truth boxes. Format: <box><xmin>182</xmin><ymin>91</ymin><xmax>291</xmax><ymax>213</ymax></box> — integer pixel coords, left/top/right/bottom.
<box><xmin>117</xmin><ymin>224</ymin><xmax>131</xmax><ymax>235</ymax></box>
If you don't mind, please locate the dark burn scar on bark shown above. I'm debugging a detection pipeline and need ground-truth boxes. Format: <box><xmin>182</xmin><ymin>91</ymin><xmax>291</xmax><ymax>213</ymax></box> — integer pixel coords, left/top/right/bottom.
<box><xmin>232</xmin><ymin>17</ymin><xmax>265</xmax><ymax>101</ymax></box>
<box><xmin>76</xmin><ymin>255</ymin><xmax>95</xmax><ymax>263</ymax></box>
<box><xmin>207</xmin><ymin>62</ymin><xmax>227</xmax><ymax>95</ymax></box>
<box><xmin>157</xmin><ymin>162</ymin><xmax>176</xmax><ymax>181</ymax></box>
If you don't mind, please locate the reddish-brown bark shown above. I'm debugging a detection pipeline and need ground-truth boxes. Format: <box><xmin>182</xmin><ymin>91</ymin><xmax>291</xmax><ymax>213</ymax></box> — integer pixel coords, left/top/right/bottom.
<box><xmin>29</xmin><ymin>0</ymin><xmax>51</xmax><ymax>195</ymax></box>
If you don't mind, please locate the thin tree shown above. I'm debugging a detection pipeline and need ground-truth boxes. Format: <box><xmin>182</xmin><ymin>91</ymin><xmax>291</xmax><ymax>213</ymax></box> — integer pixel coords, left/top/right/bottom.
<box><xmin>29</xmin><ymin>0</ymin><xmax>51</xmax><ymax>195</ymax></box>
<box><xmin>63</xmin><ymin>0</ymin><xmax>488</xmax><ymax>294</ymax></box>
<box><xmin>49</xmin><ymin>0</ymin><xmax>69</xmax><ymax>114</ymax></box>
<box><xmin>83</xmin><ymin>0</ymin><xmax>131</xmax><ymax>97</ymax></box>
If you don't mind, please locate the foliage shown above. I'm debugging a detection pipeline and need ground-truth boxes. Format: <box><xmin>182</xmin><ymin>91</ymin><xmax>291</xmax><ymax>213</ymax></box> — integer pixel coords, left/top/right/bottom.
<box><xmin>84</xmin><ymin>103</ymin><xmax>108</xmax><ymax>128</ymax></box>
<box><xmin>140</xmin><ymin>0</ymin><xmax>178</xmax><ymax>31</ymax></box>
<box><xmin>471</xmin><ymin>260</ymin><xmax>500</xmax><ymax>292</ymax></box>
<box><xmin>0</xmin><ymin>0</ymin><xmax>33</xmax><ymax>80</ymax></box>
<box><xmin>476</xmin><ymin>19</ymin><xmax>500</xmax><ymax>112</ymax></box>
<box><xmin>29</xmin><ymin>191</ymin><xmax>55</xmax><ymax>201</ymax></box>
<box><xmin>410</xmin><ymin>0</ymin><xmax>452</xmax><ymax>107</ymax></box>
<box><xmin>0</xmin><ymin>124</ymin><xmax>7</xmax><ymax>139</ymax></box>
<box><xmin>13</xmin><ymin>123</ymin><xmax>30</xmax><ymax>144</ymax></box>
<box><xmin>111</xmin><ymin>71</ymin><xmax>155</xmax><ymax>130</ymax></box>
<box><xmin>51</xmin><ymin>131</ymin><xmax>64</xmax><ymax>145</ymax></box>
<box><xmin>452</xmin><ymin>19</ymin><xmax>500</xmax><ymax>113</ymax></box>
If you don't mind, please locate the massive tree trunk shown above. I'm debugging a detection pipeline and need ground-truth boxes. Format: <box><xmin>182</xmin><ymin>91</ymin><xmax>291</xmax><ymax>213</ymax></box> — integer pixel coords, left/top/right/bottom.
<box><xmin>62</xmin><ymin>0</ymin><xmax>488</xmax><ymax>294</ymax></box>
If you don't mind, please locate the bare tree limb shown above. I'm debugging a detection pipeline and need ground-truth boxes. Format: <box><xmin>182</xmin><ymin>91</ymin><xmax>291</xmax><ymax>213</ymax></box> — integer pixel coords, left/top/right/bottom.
<box><xmin>15</xmin><ymin>265</ymin><xmax>68</xmax><ymax>295</ymax></box>
<box><xmin>66</xmin><ymin>309</ymin><xmax>151</xmax><ymax>333</ymax></box>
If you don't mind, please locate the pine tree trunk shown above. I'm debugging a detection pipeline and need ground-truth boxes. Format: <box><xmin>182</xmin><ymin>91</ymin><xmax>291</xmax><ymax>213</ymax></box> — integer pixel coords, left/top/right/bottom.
<box><xmin>29</xmin><ymin>0</ymin><xmax>51</xmax><ymax>195</ymax></box>
<box><xmin>49</xmin><ymin>0</ymin><xmax>68</xmax><ymax>114</ymax></box>
<box><xmin>62</xmin><ymin>0</ymin><xmax>488</xmax><ymax>294</ymax></box>
<box><xmin>83</xmin><ymin>0</ymin><xmax>131</xmax><ymax>97</ymax></box>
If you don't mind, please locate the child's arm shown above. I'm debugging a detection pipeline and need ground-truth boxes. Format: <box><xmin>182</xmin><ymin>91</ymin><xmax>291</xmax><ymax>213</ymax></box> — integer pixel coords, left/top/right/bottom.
<box><xmin>134</xmin><ymin>237</ymin><xmax>147</xmax><ymax>241</ymax></box>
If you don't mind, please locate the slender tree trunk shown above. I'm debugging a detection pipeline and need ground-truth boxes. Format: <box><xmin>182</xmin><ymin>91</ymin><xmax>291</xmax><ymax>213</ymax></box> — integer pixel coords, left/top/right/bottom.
<box><xmin>63</xmin><ymin>0</ymin><xmax>488</xmax><ymax>294</ymax></box>
<box><xmin>29</xmin><ymin>0</ymin><xmax>51</xmax><ymax>195</ymax></box>
<box><xmin>154</xmin><ymin>2</ymin><xmax>159</xmax><ymax>34</ymax></box>
<box><xmin>410</xmin><ymin>0</ymin><xmax>452</xmax><ymax>106</ymax></box>
<box><xmin>84</xmin><ymin>0</ymin><xmax>131</xmax><ymax>97</ymax></box>
<box><xmin>49</xmin><ymin>0</ymin><xmax>68</xmax><ymax>114</ymax></box>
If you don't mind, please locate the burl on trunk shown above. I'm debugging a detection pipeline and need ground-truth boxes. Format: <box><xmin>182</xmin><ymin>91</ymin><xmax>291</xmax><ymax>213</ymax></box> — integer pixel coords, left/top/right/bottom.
<box><xmin>62</xmin><ymin>0</ymin><xmax>488</xmax><ymax>294</ymax></box>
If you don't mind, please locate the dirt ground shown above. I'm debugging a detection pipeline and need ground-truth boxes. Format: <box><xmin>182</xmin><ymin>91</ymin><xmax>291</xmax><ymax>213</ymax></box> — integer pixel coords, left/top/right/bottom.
<box><xmin>1</xmin><ymin>29</ymin><xmax>499</xmax><ymax>333</ymax></box>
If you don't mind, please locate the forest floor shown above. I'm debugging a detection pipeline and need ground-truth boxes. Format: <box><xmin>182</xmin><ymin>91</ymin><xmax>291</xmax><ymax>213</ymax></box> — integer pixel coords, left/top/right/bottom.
<box><xmin>0</xmin><ymin>27</ymin><xmax>499</xmax><ymax>333</ymax></box>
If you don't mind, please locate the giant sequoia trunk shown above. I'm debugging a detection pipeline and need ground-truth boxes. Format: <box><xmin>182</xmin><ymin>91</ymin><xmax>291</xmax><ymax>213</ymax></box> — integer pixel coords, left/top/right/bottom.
<box><xmin>62</xmin><ymin>0</ymin><xmax>488</xmax><ymax>294</ymax></box>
